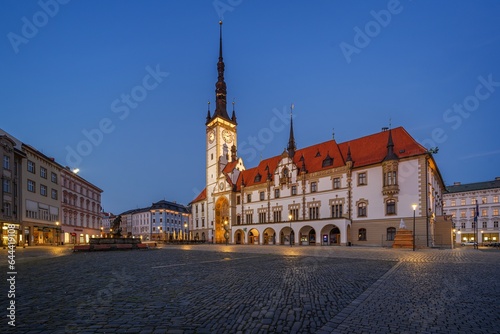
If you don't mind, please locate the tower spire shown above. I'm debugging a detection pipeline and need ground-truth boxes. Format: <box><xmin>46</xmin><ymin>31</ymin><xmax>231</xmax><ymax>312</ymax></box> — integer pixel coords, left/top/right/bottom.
<box><xmin>287</xmin><ymin>103</ymin><xmax>296</xmax><ymax>158</ymax></box>
<box><xmin>383</xmin><ymin>129</ymin><xmax>398</xmax><ymax>161</ymax></box>
<box><xmin>212</xmin><ymin>20</ymin><xmax>231</xmax><ymax>122</ymax></box>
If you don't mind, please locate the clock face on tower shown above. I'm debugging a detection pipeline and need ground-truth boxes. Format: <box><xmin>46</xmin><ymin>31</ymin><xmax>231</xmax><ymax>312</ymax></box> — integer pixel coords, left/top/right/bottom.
<box><xmin>222</xmin><ymin>129</ymin><xmax>233</xmax><ymax>144</ymax></box>
<box><xmin>208</xmin><ymin>130</ymin><xmax>215</xmax><ymax>143</ymax></box>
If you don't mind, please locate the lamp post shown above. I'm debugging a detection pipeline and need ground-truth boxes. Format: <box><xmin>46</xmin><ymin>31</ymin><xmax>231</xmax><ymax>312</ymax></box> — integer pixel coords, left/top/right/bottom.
<box><xmin>223</xmin><ymin>219</ymin><xmax>229</xmax><ymax>245</ymax></box>
<box><xmin>412</xmin><ymin>204</ymin><xmax>417</xmax><ymax>251</ymax></box>
<box><xmin>184</xmin><ymin>222</ymin><xmax>188</xmax><ymax>242</ymax></box>
<box><xmin>289</xmin><ymin>213</ymin><xmax>293</xmax><ymax>247</ymax></box>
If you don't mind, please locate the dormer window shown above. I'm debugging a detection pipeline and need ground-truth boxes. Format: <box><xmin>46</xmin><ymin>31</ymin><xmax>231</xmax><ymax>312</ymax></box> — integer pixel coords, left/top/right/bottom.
<box><xmin>322</xmin><ymin>155</ymin><xmax>333</xmax><ymax>167</ymax></box>
<box><xmin>254</xmin><ymin>173</ymin><xmax>261</xmax><ymax>183</ymax></box>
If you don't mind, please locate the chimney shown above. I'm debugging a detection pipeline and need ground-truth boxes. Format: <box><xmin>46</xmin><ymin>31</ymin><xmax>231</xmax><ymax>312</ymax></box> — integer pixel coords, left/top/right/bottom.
<box><xmin>381</xmin><ymin>127</ymin><xmax>389</xmax><ymax>132</ymax></box>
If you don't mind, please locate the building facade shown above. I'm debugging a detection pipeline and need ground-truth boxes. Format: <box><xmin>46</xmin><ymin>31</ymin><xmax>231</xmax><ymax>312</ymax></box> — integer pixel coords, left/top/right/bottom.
<box><xmin>19</xmin><ymin>144</ymin><xmax>62</xmax><ymax>246</ymax></box>
<box><xmin>191</xmin><ymin>22</ymin><xmax>450</xmax><ymax>247</ymax></box>
<box><xmin>444</xmin><ymin>178</ymin><xmax>500</xmax><ymax>245</ymax></box>
<box><xmin>60</xmin><ymin>167</ymin><xmax>103</xmax><ymax>244</ymax></box>
<box><xmin>1</xmin><ymin>134</ymin><xmax>24</xmax><ymax>246</ymax></box>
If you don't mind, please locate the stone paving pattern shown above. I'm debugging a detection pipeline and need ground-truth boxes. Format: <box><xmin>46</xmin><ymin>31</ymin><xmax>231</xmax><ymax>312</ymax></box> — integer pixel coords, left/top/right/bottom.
<box><xmin>1</xmin><ymin>245</ymin><xmax>499</xmax><ymax>333</ymax></box>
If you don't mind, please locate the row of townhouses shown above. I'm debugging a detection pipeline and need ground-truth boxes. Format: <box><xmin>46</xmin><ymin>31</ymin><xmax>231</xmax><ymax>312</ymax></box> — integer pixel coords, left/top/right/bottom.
<box><xmin>103</xmin><ymin>200</ymin><xmax>190</xmax><ymax>242</ymax></box>
<box><xmin>0</xmin><ymin>129</ymin><xmax>102</xmax><ymax>246</ymax></box>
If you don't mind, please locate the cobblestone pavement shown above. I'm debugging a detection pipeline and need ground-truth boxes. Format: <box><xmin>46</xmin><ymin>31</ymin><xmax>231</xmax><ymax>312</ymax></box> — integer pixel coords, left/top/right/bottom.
<box><xmin>1</xmin><ymin>245</ymin><xmax>499</xmax><ymax>333</ymax></box>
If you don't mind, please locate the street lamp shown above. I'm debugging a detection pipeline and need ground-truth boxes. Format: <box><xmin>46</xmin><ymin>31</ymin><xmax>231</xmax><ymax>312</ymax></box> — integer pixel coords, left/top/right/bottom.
<box><xmin>184</xmin><ymin>222</ymin><xmax>188</xmax><ymax>242</ymax></box>
<box><xmin>223</xmin><ymin>220</ymin><xmax>229</xmax><ymax>245</ymax></box>
<box><xmin>289</xmin><ymin>213</ymin><xmax>293</xmax><ymax>247</ymax></box>
<box><xmin>412</xmin><ymin>204</ymin><xmax>417</xmax><ymax>251</ymax></box>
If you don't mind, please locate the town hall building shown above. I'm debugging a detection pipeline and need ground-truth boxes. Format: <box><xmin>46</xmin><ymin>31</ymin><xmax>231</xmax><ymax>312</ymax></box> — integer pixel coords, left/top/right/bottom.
<box><xmin>190</xmin><ymin>22</ymin><xmax>452</xmax><ymax>248</ymax></box>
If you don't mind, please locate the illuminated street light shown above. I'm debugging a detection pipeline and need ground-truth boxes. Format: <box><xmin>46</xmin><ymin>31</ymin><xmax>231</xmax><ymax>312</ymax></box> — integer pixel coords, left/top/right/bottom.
<box><xmin>289</xmin><ymin>213</ymin><xmax>293</xmax><ymax>247</ymax></box>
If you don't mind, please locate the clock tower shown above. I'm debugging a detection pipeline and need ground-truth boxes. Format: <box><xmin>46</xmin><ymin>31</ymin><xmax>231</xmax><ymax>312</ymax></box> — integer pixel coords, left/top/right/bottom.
<box><xmin>205</xmin><ymin>21</ymin><xmax>238</xmax><ymax>242</ymax></box>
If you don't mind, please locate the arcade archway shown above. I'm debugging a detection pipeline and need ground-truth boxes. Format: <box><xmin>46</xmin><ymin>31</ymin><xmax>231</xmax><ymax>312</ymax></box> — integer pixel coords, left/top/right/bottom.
<box><xmin>215</xmin><ymin>197</ymin><xmax>229</xmax><ymax>244</ymax></box>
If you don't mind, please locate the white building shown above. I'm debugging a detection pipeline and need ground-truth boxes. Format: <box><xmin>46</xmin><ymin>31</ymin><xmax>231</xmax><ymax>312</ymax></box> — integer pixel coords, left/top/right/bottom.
<box><xmin>131</xmin><ymin>209</ymin><xmax>151</xmax><ymax>241</ymax></box>
<box><xmin>444</xmin><ymin>178</ymin><xmax>500</xmax><ymax>245</ymax></box>
<box><xmin>190</xmin><ymin>23</ymin><xmax>450</xmax><ymax>248</ymax></box>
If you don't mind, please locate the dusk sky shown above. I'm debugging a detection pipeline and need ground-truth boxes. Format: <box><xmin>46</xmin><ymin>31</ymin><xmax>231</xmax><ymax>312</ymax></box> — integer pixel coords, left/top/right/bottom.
<box><xmin>2</xmin><ymin>0</ymin><xmax>499</xmax><ymax>214</ymax></box>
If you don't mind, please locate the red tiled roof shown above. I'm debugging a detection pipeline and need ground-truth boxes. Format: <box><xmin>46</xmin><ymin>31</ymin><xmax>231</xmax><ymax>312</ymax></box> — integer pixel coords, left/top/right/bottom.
<box><xmin>190</xmin><ymin>188</ymin><xmax>206</xmax><ymax>204</ymax></box>
<box><xmin>337</xmin><ymin>127</ymin><xmax>427</xmax><ymax>167</ymax></box>
<box><xmin>195</xmin><ymin>126</ymin><xmax>428</xmax><ymax>195</ymax></box>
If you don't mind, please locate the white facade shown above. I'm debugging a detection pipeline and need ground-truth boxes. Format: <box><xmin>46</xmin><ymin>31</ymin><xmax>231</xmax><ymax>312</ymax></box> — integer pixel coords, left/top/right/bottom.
<box><xmin>444</xmin><ymin>178</ymin><xmax>500</xmax><ymax>245</ymax></box>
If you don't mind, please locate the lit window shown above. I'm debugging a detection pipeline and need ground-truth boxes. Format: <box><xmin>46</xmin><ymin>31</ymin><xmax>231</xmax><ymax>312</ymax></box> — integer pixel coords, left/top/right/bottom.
<box><xmin>461</xmin><ymin>199</ymin><xmax>466</xmax><ymax>206</ymax></box>
<box><xmin>451</xmin><ymin>200</ymin><xmax>456</xmax><ymax>207</ymax></box>
<box><xmin>482</xmin><ymin>197</ymin><xmax>487</xmax><ymax>204</ymax></box>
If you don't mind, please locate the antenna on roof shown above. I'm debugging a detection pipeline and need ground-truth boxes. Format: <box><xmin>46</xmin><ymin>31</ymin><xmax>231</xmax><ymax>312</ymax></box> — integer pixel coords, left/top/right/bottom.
<box><xmin>332</xmin><ymin>128</ymin><xmax>335</xmax><ymax>140</ymax></box>
<box><xmin>389</xmin><ymin>117</ymin><xmax>392</xmax><ymax>129</ymax></box>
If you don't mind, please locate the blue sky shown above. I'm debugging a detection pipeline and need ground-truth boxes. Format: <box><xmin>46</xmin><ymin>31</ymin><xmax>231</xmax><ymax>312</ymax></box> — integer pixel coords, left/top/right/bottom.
<box><xmin>1</xmin><ymin>0</ymin><xmax>499</xmax><ymax>214</ymax></box>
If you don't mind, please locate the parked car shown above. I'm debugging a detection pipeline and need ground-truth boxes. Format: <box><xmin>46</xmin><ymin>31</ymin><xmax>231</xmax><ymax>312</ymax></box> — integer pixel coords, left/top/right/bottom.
<box><xmin>461</xmin><ymin>241</ymin><xmax>478</xmax><ymax>246</ymax></box>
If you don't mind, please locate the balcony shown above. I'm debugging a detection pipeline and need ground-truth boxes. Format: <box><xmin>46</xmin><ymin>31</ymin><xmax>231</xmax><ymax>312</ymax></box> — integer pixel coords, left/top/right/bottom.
<box><xmin>382</xmin><ymin>184</ymin><xmax>399</xmax><ymax>196</ymax></box>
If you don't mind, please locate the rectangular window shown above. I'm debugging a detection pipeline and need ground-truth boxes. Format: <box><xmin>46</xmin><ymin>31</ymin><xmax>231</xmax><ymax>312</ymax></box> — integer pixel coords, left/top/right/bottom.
<box><xmin>482</xmin><ymin>197</ymin><xmax>487</xmax><ymax>204</ymax></box>
<box><xmin>202</xmin><ymin>218</ymin><xmax>205</xmax><ymax>227</ymax></box>
<box><xmin>40</xmin><ymin>185</ymin><xmax>47</xmax><ymax>197</ymax></box>
<box><xmin>451</xmin><ymin>212</ymin><xmax>456</xmax><ymax>218</ymax></box>
<box><xmin>333</xmin><ymin>178</ymin><xmax>340</xmax><ymax>189</ymax></box>
<box><xmin>236</xmin><ymin>196</ymin><xmax>241</xmax><ymax>205</ymax></box>
<box><xmin>3</xmin><ymin>155</ymin><xmax>10</xmax><ymax>169</ymax></box>
<box><xmin>236</xmin><ymin>215</ymin><xmax>241</xmax><ymax>225</ymax></box>
<box><xmin>461</xmin><ymin>222</ymin><xmax>466</xmax><ymax>229</ymax></box>
<box><xmin>482</xmin><ymin>209</ymin><xmax>487</xmax><ymax>217</ymax></box>
<box><xmin>40</xmin><ymin>167</ymin><xmax>47</xmax><ymax>179</ymax></box>
<box><xmin>51</xmin><ymin>172</ymin><xmax>57</xmax><ymax>183</ymax></box>
<box><xmin>3</xmin><ymin>202</ymin><xmax>11</xmax><ymax>216</ymax></box>
<box><xmin>331</xmin><ymin>204</ymin><xmax>343</xmax><ymax>218</ymax></box>
<box><xmin>245</xmin><ymin>213</ymin><xmax>253</xmax><ymax>224</ymax></box>
<box><xmin>358</xmin><ymin>228</ymin><xmax>366</xmax><ymax>241</ymax></box>
<box><xmin>27</xmin><ymin>160</ymin><xmax>35</xmax><ymax>173</ymax></box>
<box><xmin>460</xmin><ymin>211</ymin><xmax>466</xmax><ymax>218</ymax></box>
<box><xmin>461</xmin><ymin>199</ymin><xmax>466</xmax><ymax>206</ymax></box>
<box><xmin>385</xmin><ymin>171</ymin><xmax>397</xmax><ymax>186</ymax></box>
<box><xmin>386</xmin><ymin>200</ymin><xmax>396</xmax><ymax>215</ymax></box>
<box><xmin>494</xmin><ymin>196</ymin><xmax>499</xmax><ymax>204</ymax></box>
<box><xmin>358</xmin><ymin>203</ymin><xmax>367</xmax><ymax>217</ymax></box>
<box><xmin>310</xmin><ymin>182</ymin><xmax>317</xmax><ymax>193</ymax></box>
<box><xmin>2</xmin><ymin>179</ymin><xmax>10</xmax><ymax>193</ymax></box>
<box><xmin>260</xmin><ymin>191</ymin><xmax>265</xmax><ymax>201</ymax></box>
<box><xmin>493</xmin><ymin>209</ymin><xmax>499</xmax><ymax>216</ymax></box>
<box><xmin>482</xmin><ymin>221</ymin><xmax>487</xmax><ymax>228</ymax></box>
<box><xmin>247</xmin><ymin>194</ymin><xmax>252</xmax><ymax>203</ymax></box>
<box><xmin>472</xmin><ymin>221</ymin><xmax>476</xmax><ymax>229</ymax></box>
<box><xmin>309</xmin><ymin>207</ymin><xmax>319</xmax><ymax>220</ymax></box>
<box><xmin>471</xmin><ymin>198</ymin><xmax>476</xmax><ymax>205</ymax></box>
<box><xmin>358</xmin><ymin>172</ymin><xmax>367</xmax><ymax>185</ymax></box>
<box><xmin>451</xmin><ymin>200</ymin><xmax>456</xmax><ymax>207</ymax></box>
<box><xmin>273</xmin><ymin>210</ymin><xmax>282</xmax><ymax>222</ymax></box>
<box><xmin>27</xmin><ymin>180</ymin><xmax>35</xmax><ymax>192</ymax></box>
<box><xmin>291</xmin><ymin>185</ymin><xmax>297</xmax><ymax>196</ymax></box>
<box><xmin>259</xmin><ymin>212</ymin><xmax>266</xmax><ymax>223</ymax></box>
<box><xmin>289</xmin><ymin>208</ymin><xmax>299</xmax><ymax>220</ymax></box>
<box><xmin>494</xmin><ymin>221</ymin><xmax>498</xmax><ymax>228</ymax></box>
<box><xmin>274</xmin><ymin>189</ymin><xmax>280</xmax><ymax>198</ymax></box>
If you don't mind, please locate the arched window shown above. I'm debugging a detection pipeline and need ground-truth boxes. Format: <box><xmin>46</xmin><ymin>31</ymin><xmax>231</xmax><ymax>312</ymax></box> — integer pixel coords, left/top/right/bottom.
<box><xmin>358</xmin><ymin>228</ymin><xmax>367</xmax><ymax>241</ymax></box>
<box><xmin>387</xmin><ymin>227</ymin><xmax>396</xmax><ymax>241</ymax></box>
